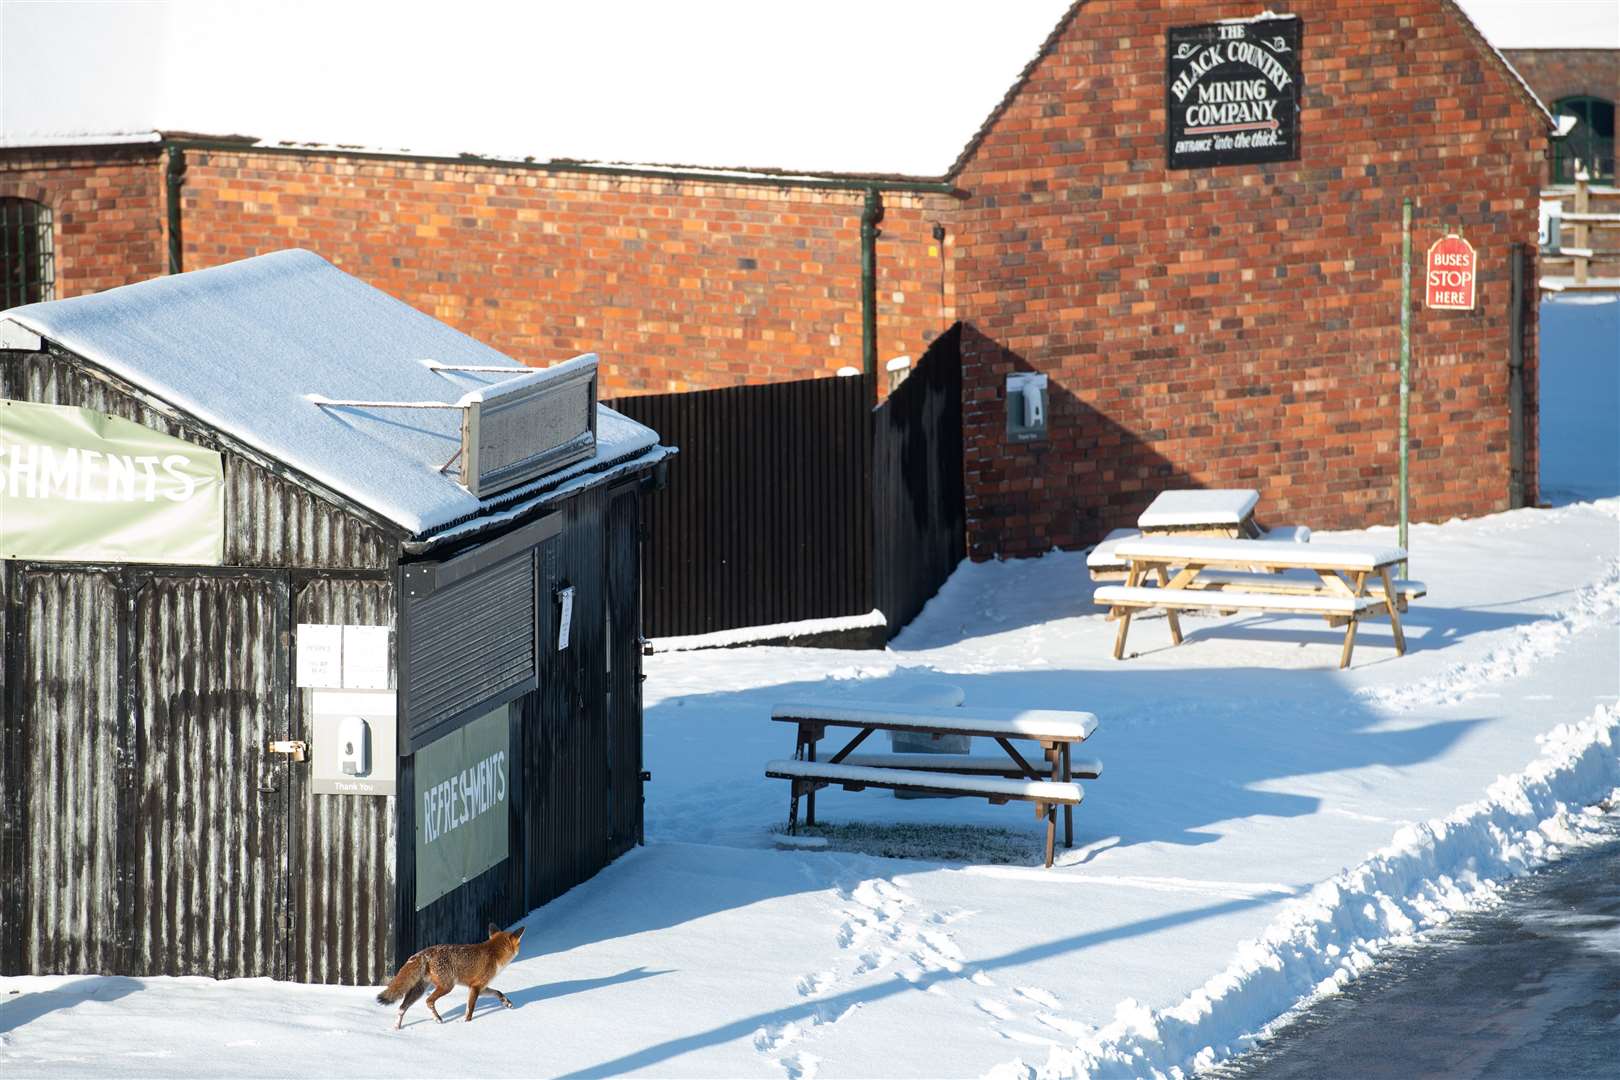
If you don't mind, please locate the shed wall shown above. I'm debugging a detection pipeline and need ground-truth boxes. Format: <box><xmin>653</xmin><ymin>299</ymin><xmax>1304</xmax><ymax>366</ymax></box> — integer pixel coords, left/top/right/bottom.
<box><xmin>1</xmin><ymin>345</ymin><xmax>402</xmax><ymax>984</ymax></box>
<box><xmin>398</xmin><ymin>481</ymin><xmax>646</xmax><ymax>963</ymax></box>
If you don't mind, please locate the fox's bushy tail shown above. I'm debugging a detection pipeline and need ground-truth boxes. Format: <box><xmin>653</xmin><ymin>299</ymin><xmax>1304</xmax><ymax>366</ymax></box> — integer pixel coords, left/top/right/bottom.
<box><xmin>376</xmin><ymin>952</ymin><xmax>427</xmax><ymax>1005</ymax></box>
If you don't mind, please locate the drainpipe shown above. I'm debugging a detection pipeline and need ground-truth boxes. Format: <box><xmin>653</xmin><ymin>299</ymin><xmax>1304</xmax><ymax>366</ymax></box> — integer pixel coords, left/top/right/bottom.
<box><xmin>1508</xmin><ymin>243</ymin><xmax>1526</xmax><ymax>509</ymax></box>
<box><xmin>860</xmin><ymin>187</ymin><xmax>884</xmax><ymax>389</ymax></box>
<box><xmin>166</xmin><ymin>146</ymin><xmax>186</xmax><ymax>274</ymax></box>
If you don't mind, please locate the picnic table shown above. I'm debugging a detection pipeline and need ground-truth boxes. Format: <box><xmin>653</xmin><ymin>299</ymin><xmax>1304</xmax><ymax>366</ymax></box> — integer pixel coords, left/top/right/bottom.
<box><xmin>1095</xmin><ymin>536</ymin><xmax>1424</xmax><ymax>668</ymax></box>
<box><xmin>766</xmin><ymin>700</ymin><xmax>1101</xmax><ymax>867</ymax></box>
<box><xmin>1087</xmin><ymin>489</ymin><xmax>1311</xmax><ymax>581</ymax></box>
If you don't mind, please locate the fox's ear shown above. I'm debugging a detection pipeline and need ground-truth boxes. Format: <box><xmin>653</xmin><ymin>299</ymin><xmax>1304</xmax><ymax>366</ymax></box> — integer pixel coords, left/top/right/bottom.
<box><xmin>513</xmin><ymin>926</ymin><xmax>526</xmax><ymax>940</ymax></box>
<box><xmin>487</xmin><ymin>922</ymin><xmax>500</xmax><ymax>937</ymax></box>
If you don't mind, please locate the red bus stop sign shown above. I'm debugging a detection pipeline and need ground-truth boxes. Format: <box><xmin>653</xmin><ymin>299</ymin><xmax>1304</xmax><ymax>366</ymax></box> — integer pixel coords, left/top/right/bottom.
<box><xmin>1425</xmin><ymin>234</ymin><xmax>1477</xmax><ymax>310</ymax></box>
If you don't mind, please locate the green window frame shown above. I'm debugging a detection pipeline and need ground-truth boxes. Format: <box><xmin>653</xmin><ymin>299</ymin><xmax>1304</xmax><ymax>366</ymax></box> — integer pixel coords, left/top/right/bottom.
<box><xmin>1553</xmin><ymin>95</ymin><xmax>1615</xmax><ymax>183</ymax></box>
<box><xmin>1</xmin><ymin>197</ymin><xmax>55</xmax><ymax>307</ymax></box>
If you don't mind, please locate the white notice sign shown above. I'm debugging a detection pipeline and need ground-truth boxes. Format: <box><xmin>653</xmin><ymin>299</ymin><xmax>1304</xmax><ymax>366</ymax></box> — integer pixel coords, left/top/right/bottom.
<box><xmin>342</xmin><ymin>625</ymin><xmax>392</xmax><ymax>689</ymax></box>
<box><xmin>557</xmin><ymin>585</ymin><xmax>575</xmax><ymax>651</ymax></box>
<box><xmin>296</xmin><ymin>624</ymin><xmax>343</xmax><ymax>688</ymax></box>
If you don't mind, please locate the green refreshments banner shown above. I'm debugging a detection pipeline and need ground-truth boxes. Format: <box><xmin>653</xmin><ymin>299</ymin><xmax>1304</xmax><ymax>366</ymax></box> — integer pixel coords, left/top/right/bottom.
<box><xmin>1</xmin><ymin>399</ymin><xmax>224</xmax><ymax>564</ymax></box>
<box><xmin>414</xmin><ymin>705</ymin><xmax>511</xmax><ymax>911</ymax></box>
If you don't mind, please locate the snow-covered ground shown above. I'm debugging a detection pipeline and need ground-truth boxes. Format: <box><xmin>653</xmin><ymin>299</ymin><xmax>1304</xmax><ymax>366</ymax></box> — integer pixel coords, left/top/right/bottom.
<box><xmin>3</xmin><ymin>495</ymin><xmax>1618</xmax><ymax>1078</ymax></box>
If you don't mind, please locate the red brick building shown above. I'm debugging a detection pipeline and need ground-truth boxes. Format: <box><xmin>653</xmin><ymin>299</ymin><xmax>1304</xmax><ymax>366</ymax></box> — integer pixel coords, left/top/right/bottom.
<box><xmin>2</xmin><ymin>1</ymin><xmax>1551</xmax><ymax>559</ymax></box>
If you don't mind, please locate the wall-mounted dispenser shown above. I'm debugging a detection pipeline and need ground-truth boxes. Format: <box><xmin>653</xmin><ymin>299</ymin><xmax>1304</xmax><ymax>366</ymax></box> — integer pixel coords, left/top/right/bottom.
<box><xmin>338</xmin><ymin>715</ymin><xmax>371</xmax><ymax>776</ymax></box>
<box><xmin>1006</xmin><ymin>372</ymin><xmax>1049</xmax><ymax>442</ymax></box>
<box><xmin>308</xmin><ymin>688</ymin><xmax>397</xmax><ymax>795</ymax></box>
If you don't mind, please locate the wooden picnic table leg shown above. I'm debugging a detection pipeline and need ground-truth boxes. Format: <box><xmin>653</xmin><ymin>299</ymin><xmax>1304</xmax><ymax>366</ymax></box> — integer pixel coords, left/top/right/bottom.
<box><xmin>1154</xmin><ymin>565</ymin><xmax>1183</xmax><ymax>646</ymax></box>
<box><xmin>1044</xmin><ymin>802</ymin><xmax>1056</xmax><ymax>868</ymax></box>
<box><xmin>1112</xmin><ymin>562</ymin><xmax>1142</xmax><ymax>660</ymax></box>
<box><xmin>1061</xmin><ymin>742</ymin><xmax>1073</xmax><ymax>849</ymax></box>
<box><xmin>1379</xmin><ymin>567</ymin><xmax>1407</xmax><ymax>655</ymax></box>
<box><xmin>789</xmin><ymin>780</ymin><xmax>800</xmax><ymax>835</ymax></box>
<box><xmin>806</xmin><ymin>727</ymin><xmax>818</xmax><ymax>826</ymax></box>
<box><xmin>1339</xmin><ymin>571</ymin><xmax>1369</xmax><ymax>669</ymax></box>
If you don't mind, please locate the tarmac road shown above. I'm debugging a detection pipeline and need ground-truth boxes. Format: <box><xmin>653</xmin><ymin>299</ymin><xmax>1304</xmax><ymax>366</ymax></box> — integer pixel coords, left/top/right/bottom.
<box><xmin>1206</xmin><ymin>810</ymin><xmax>1620</xmax><ymax>1080</ymax></box>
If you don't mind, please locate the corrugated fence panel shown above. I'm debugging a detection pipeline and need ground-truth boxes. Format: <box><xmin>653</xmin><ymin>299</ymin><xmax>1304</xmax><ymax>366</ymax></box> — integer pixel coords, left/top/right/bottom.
<box><xmin>607</xmin><ymin>375</ymin><xmax>873</xmax><ymax>638</ymax></box>
<box><xmin>13</xmin><ymin>570</ymin><xmax>123</xmax><ymax>974</ymax></box>
<box><xmin>290</xmin><ymin>575</ymin><xmax>397</xmax><ymax>985</ymax></box>
<box><xmin>16</xmin><ymin>346</ymin><xmax>396</xmax><ymax>570</ymax></box>
<box><xmin>873</xmin><ymin>325</ymin><xmax>965</xmax><ymax>637</ymax></box>
<box><xmin>133</xmin><ymin>573</ymin><xmax>288</xmax><ymax>980</ymax></box>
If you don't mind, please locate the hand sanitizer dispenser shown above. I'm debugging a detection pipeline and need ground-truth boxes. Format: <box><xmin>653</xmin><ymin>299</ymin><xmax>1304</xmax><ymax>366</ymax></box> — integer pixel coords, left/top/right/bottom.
<box><xmin>1006</xmin><ymin>372</ymin><xmax>1049</xmax><ymax>442</ymax></box>
<box><xmin>338</xmin><ymin>715</ymin><xmax>371</xmax><ymax>776</ymax></box>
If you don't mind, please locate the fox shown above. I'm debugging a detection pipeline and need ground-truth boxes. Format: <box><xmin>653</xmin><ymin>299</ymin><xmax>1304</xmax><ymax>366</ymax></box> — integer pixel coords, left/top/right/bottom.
<box><xmin>376</xmin><ymin>923</ymin><xmax>526</xmax><ymax>1029</ymax></box>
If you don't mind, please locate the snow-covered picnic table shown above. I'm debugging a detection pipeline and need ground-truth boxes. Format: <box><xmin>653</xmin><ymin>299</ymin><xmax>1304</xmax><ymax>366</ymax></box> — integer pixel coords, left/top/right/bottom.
<box><xmin>1087</xmin><ymin>488</ymin><xmax>1312</xmax><ymax>581</ymax></box>
<box><xmin>1096</xmin><ymin>535</ymin><xmax>1423</xmax><ymax>668</ymax></box>
<box><xmin>767</xmin><ymin>700</ymin><xmax>1101</xmax><ymax>867</ymax></box>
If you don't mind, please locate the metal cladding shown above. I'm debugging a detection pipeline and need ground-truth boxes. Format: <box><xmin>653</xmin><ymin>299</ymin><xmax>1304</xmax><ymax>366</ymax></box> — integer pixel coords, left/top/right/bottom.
<box><xmin>3</xmin><ymin>335</ymin><xmax>655</xmax><ymax>987</ymax></box>
<box><xmin>291</xmin><ymin>576</ymin><xmax>396</xmax><ymax>985</ymax></box>
<box><xmin>10</xmin><ymin>570</ymin><xmax>122</xmax><ymax>975</ymax></box>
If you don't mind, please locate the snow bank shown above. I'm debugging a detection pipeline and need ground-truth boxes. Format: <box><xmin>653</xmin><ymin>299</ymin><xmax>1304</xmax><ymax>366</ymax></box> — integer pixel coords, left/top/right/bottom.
<box><xmin>1008</xmin><ymin>705</ymin><xmax>1620</xmax><ymax>1080</ymax></box>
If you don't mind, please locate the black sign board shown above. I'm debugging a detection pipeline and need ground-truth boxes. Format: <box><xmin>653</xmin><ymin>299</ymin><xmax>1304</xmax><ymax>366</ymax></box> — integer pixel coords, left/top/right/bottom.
<box><xmin>1166</xmin><ymin>17</ymin><xmax>1302</xmax><ymax>170</ymax></box>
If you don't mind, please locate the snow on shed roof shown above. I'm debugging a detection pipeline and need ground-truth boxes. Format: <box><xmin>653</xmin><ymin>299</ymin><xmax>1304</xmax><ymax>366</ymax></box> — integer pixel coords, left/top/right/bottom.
<box><xmin>1</xmin><ymin>250</ymin><xmax>665</xmax><ymax>537</ymax></box>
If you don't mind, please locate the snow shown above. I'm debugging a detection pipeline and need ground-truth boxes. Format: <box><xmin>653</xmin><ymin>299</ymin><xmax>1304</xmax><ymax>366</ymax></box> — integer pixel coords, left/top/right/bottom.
<box><xmin>1</xmin><ymin>250</ymin><xmax>664</xmax><ymax>536</ymax></box>
<box><xmin>1113</xmin><ymin>536</ymin><xmax>1405</xmax><ymax>570</ymax></box>
<box><xmin>2</xmin><ymin>500</ymin><xmax>1617</xmax><ymax>1079</ymax></box>
<box><xmin>654</xmin><ymin>610</ymin><xmax>888</xmax><ymax>654</ymax></box>
<box><xmin>770</xmin><ymin>701</ymin><xmax>1099</xmax><ymax>740</ymax></box>
<box><xmin>1135</xmin><ymin>489</ymin><xmax>1260</xmax><ymax>529</ymax></box>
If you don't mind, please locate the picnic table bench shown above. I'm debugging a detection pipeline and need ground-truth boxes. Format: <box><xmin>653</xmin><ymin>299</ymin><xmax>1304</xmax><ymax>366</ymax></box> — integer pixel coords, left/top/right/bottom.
<box><xmin>766</xmin><ymin>700</ymin><xmax>1101</xmax><ymax>867</ymax></box>
<box><xmin>1094</xmin><ymin>536</ymin><xmax>1424</xmax><ymax>668</ymax></box>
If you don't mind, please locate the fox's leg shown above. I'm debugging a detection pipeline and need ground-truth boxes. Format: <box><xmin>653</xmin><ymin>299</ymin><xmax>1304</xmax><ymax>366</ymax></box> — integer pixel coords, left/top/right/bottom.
<box><xmin>424</xmin><ymin>980</ymin><xmax>451</xmax><ymax>1023</ymax></box>
<box><xmin>475</xmin><ymin>986</ymin><xmax>514</xmax><ymax>1009</ymax></box>
<box><xmin>394</xmin><ymin>982</ymin><xmax>427</xmax><ymax>1030</ymax></box>
<box><xmin>465</xmin><ymin>985</ymin><xmax>480</xmax><ymax>1021</ymax></box>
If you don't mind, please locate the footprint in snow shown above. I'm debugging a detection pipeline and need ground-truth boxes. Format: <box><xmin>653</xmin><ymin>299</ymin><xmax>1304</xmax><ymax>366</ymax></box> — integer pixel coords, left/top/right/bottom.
<box><xmin>795</xmin><ymin>970</ymin><xmax>835</xmax><ymax>997</ymax></box>
<box><xmin>780</xmin><ymin>1049</ymin><xmax>821</xmax><ymax>1080</ymax></box>
<box><xmin>1014</xmin><ymin>986</ymin><xmax>1060</xmax><ymax>1009</ymax></box>
<box><xmin>975</xmin><ymin>997</ymin><xmax>1017</xmax><ymax>1021</ymax></box>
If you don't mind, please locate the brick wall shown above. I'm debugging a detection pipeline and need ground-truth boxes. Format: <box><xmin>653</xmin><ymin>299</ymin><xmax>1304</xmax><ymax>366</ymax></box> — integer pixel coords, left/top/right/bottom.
<box><xmin>952</xmin><ymin>0</ymin><xmax>1547</xmax><ymax>559</ymax></box>
<box><xmin>176</xmin><ymin>150</ymin><xmax>955</xmax><ymax>394</ymax></box>
<box><xmin>1502</xmin><ymin>49</ymin><xmax>1619</xmax><ymax>111</ymax></box>
<box><xmin>0</xmin><ymin>146</ymin><xmax>166</xmax><ymax>299</ymax></box>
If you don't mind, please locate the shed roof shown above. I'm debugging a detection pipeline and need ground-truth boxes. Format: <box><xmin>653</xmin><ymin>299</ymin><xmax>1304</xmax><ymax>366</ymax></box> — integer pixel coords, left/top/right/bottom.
<box><xmin>1</xmin><ymin>250</ymin><xmax>667</xmax><ymax>537</ymax></box>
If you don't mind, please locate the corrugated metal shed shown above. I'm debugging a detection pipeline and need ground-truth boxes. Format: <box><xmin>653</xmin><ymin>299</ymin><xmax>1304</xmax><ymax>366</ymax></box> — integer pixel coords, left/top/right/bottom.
<box><xmin>1</xmin><ymin>255</ymin><xmax>670</xmax><ymax>985</ymax></box>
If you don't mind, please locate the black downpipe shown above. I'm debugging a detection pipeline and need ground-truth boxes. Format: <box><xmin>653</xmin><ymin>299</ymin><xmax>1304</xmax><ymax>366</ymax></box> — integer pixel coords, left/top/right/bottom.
<box><xmin>166</xmin><ymin>146</ymin><xmax>186</xmax><ymax>274</ymax></box>
<box><xmin>860</xmin><ymin>187</ymin><xmax>884</xmax><ymax>389</ymax></box>
<box><xmin>1508</xmin><ymin>242</ymin><xmax>1527</xmax><ymax>508</ymax></box>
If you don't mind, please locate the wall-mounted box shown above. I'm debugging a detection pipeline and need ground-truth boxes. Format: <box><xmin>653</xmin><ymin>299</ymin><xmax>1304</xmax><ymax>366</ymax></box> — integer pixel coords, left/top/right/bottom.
<box><xmin>1006</xmin><ymin>372</ymin><xmax>1049</xmax><ymax>442</ymax></box>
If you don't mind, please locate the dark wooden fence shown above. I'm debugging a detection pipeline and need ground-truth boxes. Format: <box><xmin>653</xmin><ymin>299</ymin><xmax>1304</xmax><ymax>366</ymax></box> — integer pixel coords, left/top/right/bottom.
<box><xmin>873</xmin><ymin>325</ymin><xmax>965</xmax><ymax>636</ymax></box>
<box><xmin>608</xmin><ymin>329</ymin><xmax>963</xmax><ymax>642</ymax></box>
<box><xmin>607</xmin><ymin>375</ymin><xmax>873</xmax><ymax>638</ymax></box>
